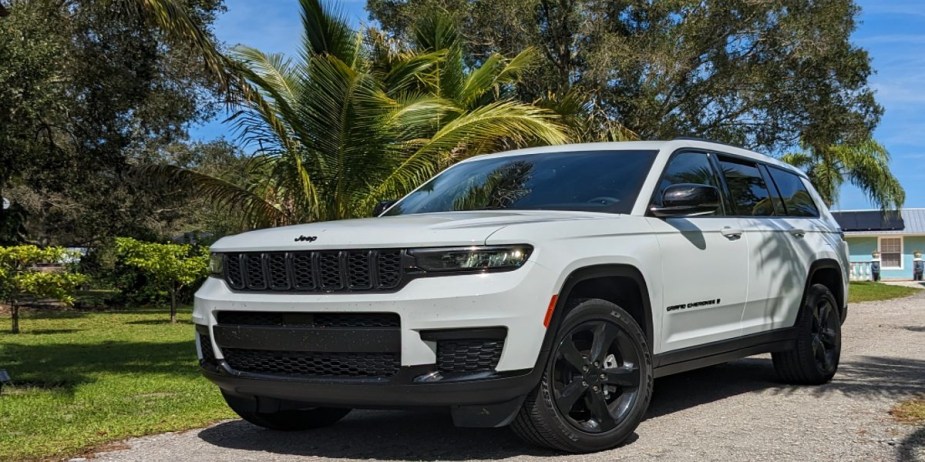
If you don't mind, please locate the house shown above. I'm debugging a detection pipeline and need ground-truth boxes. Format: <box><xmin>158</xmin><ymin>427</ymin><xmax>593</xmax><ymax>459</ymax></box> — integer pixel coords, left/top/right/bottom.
<box><xmin>831</xmin><ymin>209</ymin><xmax>925</xmax><ymax>281</ymax></box>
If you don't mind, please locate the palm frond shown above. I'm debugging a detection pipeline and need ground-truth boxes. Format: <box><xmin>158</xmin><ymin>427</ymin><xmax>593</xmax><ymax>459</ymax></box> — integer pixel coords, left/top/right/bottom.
<box><xmin>411</xmin><ymin>11</ymin><xmax>461</xmax><ymax>53</ymax></box>
<box><xmin>123</xmin><ymin>0</ymin><xmax>230</xmax><ymax>92</ymax></box>
<box><xmin>460</xmin><ymin>48</ymin><xmax>537</xmax><ymax>108</ymax></box>
<box><xmin>379</xmin><ymin>50</ymin><xmax>445</xmax><ymax>96</ymax></box>
<box><xmin>834</xmin><ymin>140</ymin><xmax>905</xmax><ymax>211</ymax></box>
<box><xmin>231</xmin><ymin>46</ymin><xmax>300</xmax><ymax>105</ymax></box>
<box><xmin>139</xmin><ymin>164</ymin><xmax>287</xmax><ymax>228</ymax></box>
<box><xmin>299</xmin><ymin>0</ymin><xmax>356</xmax><ymax>62</ymax></box>
<box><xmin>372</xmin><ymin>101</ymin><xmax>567</xmax><ymax>201</ymax></box>
<box><xmin>780</xmin><ymin>152</ymin><xmax>814</xmax><ymax>169</ymax></box>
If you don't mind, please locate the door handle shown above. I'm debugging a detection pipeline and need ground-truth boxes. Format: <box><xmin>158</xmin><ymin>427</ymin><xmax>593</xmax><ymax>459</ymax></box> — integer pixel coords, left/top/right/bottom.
<box><xmin>721</xmin><ymin>227</ymin><xmax>743</xmax><ymax>240</ymax></box>
<box><xmin>790</xmin><ymin>228</ymin><xmax>806</xmax><ymax>238</ymax></box>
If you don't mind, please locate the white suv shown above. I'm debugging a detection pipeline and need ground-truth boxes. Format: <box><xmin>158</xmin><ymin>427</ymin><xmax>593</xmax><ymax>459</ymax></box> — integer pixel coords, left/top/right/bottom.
<box><xmin>194</xmin><ymin>139</ymin><xmax>849</xmax><ymax>453</ymax></box>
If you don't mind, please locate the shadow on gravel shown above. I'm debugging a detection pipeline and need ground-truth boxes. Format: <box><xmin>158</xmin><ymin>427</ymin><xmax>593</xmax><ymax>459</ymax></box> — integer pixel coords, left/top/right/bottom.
<box><xmin>898</xmin><ymin>426</ymin><xmax>925</xmax><ymax>462</ymax></box>
<box><xmin>198</xmin><ymin>409</ymin><xmax>560</xmax><ymax>460</ymax></box>
<box><xmin>197</xmin><ymin>356</ymin><xmax>925</xmax><ymax>460</ymax></box>
<box><xmin>772</xmin><ymin>356</ymin><xmax>925</xmax><ymax>399</ymax></box>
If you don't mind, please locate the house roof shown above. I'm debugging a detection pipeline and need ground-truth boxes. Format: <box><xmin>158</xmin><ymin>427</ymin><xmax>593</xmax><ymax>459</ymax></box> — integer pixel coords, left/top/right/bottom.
<box><xmin>832</xmin><ymin>209</ymin><xmax>925</xmax><ymax>235</ymax></box>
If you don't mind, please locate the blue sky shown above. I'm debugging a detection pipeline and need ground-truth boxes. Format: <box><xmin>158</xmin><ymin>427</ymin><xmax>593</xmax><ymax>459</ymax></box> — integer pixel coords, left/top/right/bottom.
<box><xmin>191</xmin><ymin>0</ymin><xmax>925</xmax><ymax>210</ymax></box>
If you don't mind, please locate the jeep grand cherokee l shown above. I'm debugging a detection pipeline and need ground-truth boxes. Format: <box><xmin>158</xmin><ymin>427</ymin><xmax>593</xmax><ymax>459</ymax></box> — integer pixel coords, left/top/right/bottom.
<box><xmin>194</xmin><ymin>139</ymin><xmax>849</xmax><ymax>453</ymax></box>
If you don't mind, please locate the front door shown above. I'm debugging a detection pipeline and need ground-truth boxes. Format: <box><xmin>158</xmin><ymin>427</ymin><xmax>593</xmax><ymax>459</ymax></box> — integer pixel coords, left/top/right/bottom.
<box><xmin>647</xmin><ymin>151</ymin><xmax>749</xmax><ymax>353</ymax></box>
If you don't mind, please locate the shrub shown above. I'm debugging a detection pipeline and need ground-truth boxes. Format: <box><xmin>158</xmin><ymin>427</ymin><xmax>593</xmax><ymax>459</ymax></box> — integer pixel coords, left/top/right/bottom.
<box><xmin>0</xmin><ymin>245</ymin><xmax>86</xmax><ymax>333</ymax></box>
<box><xmin>113</xmin><ymin>238</ymin><xmax>209</xmax><ymax>323</ymax></box>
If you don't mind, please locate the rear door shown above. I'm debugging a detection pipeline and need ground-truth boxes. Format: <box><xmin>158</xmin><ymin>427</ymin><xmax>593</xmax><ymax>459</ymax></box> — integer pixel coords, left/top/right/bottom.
<box><xmin>647</xmin><ymin>151</ymin><xmax>749</xmax><ymax>352</ymax></box>
<box><xmin>714</xmin><ymin>156</ymin><xmax>802</xmax><ymax>336</ymax></box>
<box><xmin>762</xmin><ymin>166</ymin><xmax>825</xmax><ymax>329</ymax></box>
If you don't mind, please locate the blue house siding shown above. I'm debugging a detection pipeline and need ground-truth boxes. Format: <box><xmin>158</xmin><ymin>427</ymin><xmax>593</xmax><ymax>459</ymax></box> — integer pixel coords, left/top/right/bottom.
<box><xmin>903</xmin><ymin>236</ymin><xmax>925</xmax><ymax>279</ymax></box>
<box><xmin>846</xmin><ymin>235</ymin><xmax>925</xmax><ymax>280</ymax></box>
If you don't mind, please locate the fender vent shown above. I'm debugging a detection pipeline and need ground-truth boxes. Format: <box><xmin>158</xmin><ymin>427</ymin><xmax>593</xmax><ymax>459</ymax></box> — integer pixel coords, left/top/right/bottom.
<box><xmin>199</xmin><ymin>333</ymin><xmax>217</xmax><ymax>365</ymax></box>
<box><xmin>436</xmin><ymin>339</ymin><xmax>504</xmax><ymax>373</ymax></box>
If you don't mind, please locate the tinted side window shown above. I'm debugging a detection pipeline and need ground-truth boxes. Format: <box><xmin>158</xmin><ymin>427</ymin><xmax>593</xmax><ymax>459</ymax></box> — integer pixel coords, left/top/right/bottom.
<box><xmin>718</xmin><ymin>158</ymin><xmax>775</xmax><ymax>216</ymax></box>
<box><xmin>768</xmin><ymin>167</ymin><xmax>820</xmax><ymax>217</ymax></box>
<box><xmin>654</xmin><ymin>152</ymin><xmax>720</xmax><ymax>211</ymax></box>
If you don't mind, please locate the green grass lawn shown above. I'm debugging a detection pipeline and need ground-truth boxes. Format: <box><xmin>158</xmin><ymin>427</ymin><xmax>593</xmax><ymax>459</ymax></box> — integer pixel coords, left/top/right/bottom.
<box><xmin>848</xmin><ymin>281</ymin><xmax>922</xmax><ymax>304</ymax></box>
<box><xmin>0</xmin><ymin>309</ymin><xmax>234</xmax><ymax>461</ymax></box>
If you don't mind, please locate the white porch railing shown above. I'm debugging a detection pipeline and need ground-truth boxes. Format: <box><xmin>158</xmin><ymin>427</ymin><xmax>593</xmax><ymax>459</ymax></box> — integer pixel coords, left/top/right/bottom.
<box><xmin>850</xmin><ymin>261</ymin><xmax>873</xmax><ymax>281</ymax></box>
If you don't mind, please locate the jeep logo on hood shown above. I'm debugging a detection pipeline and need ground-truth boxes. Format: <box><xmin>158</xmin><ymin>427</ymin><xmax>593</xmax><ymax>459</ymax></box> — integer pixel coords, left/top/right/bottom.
<box><xmin>294</xmin><ymin>235</ymin><xmax>318</xmax><ymax>242</ymax></box>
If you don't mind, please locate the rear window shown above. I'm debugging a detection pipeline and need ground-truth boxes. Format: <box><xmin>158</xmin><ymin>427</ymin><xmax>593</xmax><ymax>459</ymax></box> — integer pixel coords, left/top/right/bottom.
<box><xmin>767</xmin><ymin>167</ymin><xmax>820</xmax><ymax>217</ymax></box>
<box><xmin>717</xmin><ymin>158</ymin><xmax>775</xmax><ymax>216</ymax></box>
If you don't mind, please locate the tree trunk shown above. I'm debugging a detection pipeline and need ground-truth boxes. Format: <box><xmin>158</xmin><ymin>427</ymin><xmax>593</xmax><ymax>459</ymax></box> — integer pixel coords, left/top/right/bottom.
<box><xmin>11</xmin><ymin>301</ymin><xmax>20</xmax><ymax>334</ymax></box>
<box><xmin>169</xmin><ymin>283</ymin><xmax>177</xmax><ymax>324</ymax></box>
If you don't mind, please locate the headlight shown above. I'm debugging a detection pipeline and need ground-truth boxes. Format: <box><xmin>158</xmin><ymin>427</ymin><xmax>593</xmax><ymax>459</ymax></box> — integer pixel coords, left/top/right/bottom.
<box><xmin>410</xmin><ymin>245</ymin><xmax>533</xmax><ymax>272</ymax></box>
<box><xmin>209</xmin><ymin>253</ymin><xmax>224</xmax><ymax>277</ymax></box>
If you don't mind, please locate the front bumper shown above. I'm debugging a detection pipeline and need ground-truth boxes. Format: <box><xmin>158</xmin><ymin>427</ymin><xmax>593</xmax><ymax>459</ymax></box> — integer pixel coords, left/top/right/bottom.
<box><xmin>193</xmin><ymin>261</ymin><xmax>557</xmax><ymax>407</ymax></box>
<box><xmin>200</xmin><ymin>359</ymin><xmax>536</xmax><ymax>408</ymax></box>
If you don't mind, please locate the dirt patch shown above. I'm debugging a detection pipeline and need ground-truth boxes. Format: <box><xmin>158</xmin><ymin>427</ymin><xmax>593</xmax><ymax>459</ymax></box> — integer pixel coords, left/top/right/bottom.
<box><xmin>892</xmin><ymin>396</ymin><xmax>925</xmax><ymax>424</ymax></box>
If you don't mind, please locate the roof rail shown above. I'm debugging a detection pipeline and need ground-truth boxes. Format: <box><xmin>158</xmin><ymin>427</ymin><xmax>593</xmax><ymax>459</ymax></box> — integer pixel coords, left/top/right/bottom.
<box><xmin>671</xmin><ymin>136</ymin><xmax>749</xmax><ymax>151</ymax></box>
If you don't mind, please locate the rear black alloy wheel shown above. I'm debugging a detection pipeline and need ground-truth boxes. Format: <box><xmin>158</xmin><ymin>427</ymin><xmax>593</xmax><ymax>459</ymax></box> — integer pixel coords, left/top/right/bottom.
<box><xmin>512</xmin><ymin>298</ymin><xmax>653</xmax><ymax>453</ymax></box>
<box><xmin>552</xmin><ymin>320</ymin><xmax>642</xmax><ymax>433</ymax></box>
<box><xmin>810</xmin><ymin>295</ymin><xmax>840</xmax><ymax>375</ymax></box>
<box><xmin>772</xmin><ymin>283</ymin><xmax>841</xmax><ymax>385</ymax></box>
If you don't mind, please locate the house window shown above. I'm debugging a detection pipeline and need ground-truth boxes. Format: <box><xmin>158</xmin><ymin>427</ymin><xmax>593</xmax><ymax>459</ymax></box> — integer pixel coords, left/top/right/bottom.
<box><xmin>879</xmin><ymin>237</ymin><xmax>903</xmax><ymax>269</ymax></box>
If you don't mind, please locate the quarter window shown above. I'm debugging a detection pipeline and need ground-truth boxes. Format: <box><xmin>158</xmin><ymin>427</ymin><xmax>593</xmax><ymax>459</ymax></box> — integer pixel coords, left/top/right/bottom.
<box><xmin>879</xmin><ymin>237</ymin><xmax>903</xmax><ymax>269</ymax></box>
<box><xmin>767</xmin><ymin>167</ymin><xmax>819</xmax><ymax>217</ymax></box>
<box><xmin>717</xmin><ymin>158</ymin><xmax>775</xmax><ymax>216</ymax></box>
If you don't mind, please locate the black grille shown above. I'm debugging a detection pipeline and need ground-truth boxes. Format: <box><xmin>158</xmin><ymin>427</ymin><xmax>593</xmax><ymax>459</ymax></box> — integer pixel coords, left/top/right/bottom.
<box><xmin>223</xmin><ymin>349</ymin><xmax>400</xmax><ymax>378</ymax></box>
<box><xmin>437</xmin><ymin>339</ymin><xmax>504</xmax><ymax>373</ymax></box>
<box><xmin>223</xmin><ymin>250</ymin><xmax>405</xmax><ymax>293</ymax></box>
<box><xmin>216</xmin><ymin>312</ymin><xmax>400</xmax><ymax>328</ymax></box>
<box><xmin>199</xmin><ymin>333</ymin><xmax>217</xmax><ymax>364</ymax></box>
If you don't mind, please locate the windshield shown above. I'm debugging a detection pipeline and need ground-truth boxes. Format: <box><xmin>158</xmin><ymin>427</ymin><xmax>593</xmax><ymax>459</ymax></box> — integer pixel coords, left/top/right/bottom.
<box><xmin>384</xmin><ymin>150</ymin><xmax>658</xmax><ymax>216</ymax></box>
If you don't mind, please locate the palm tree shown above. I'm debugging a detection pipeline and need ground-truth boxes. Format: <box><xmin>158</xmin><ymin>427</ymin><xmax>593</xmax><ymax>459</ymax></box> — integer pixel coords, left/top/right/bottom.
<box><xmin>781</xmin><ymin>139</ymin><xmax>905</xmax><ymax>210</ymax></box>
<box><xmin>151</xmin><ymin>0</ymin><xmax>567</xmax><ymax>227</ymax></box>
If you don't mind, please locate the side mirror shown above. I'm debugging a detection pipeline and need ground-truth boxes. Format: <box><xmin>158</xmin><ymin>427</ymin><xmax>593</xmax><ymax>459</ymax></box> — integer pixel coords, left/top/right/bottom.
<box><xmin>650</xmin><ymin>183</ymin><xmax>720</xmax><ymax>217</ymax></box>
<box><xmin>373</xmin><ymin>199</ymin><xmax>397</xmax><ymax>216</ymax></box>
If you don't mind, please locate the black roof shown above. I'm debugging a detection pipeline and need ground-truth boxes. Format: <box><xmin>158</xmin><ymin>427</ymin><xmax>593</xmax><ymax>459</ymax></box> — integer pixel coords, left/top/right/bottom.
<box><xmin>831</xmin><ymin>211</ymin><xmax>904</xmax><ymax>232</ymax></box>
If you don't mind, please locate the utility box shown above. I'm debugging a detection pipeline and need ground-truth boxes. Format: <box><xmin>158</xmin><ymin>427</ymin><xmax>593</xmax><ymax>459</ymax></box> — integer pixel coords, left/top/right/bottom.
<box><xmin>914</xmin><ymin>258</ymin><xmax>924</xmax><ymax>281</ymax></box>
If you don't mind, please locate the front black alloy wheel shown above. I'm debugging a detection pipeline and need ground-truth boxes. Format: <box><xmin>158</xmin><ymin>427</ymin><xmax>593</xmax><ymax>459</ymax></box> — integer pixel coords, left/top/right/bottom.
<box><xmin>552</xmin><ymin>320</ymin><xmax>643</xmax><ymax>433</ymax></box>
<box><xmin>772</xmin><ymin>283</ymin><xmax>842</xmax><ymax>384</ymax></box>
<box><xmin>512</xmin><ymin>298</ymin><xmax>653</xmax><ymax>453</ymax></box>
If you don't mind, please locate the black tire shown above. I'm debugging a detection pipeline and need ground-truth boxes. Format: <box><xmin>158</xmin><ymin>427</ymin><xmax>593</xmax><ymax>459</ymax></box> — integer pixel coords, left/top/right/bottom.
<box><xmin>772</xmin><ymin>284</ymin><xmax>841</xmax><ymax>385</ymax></box>
<box><xmin>222</xmin><ymin>391</ymin><xmax>351</xmax><ymax>431</ymax></box>
<box><xmin>511</xmin><ymin>298</ymin><xmax>653</xmax><ymax>453</ymax></box>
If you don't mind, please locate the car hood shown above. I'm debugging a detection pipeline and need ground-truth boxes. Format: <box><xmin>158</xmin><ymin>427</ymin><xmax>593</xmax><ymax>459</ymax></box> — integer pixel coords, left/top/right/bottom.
<box><xmin>210</xmin><ymin>210</ymin><xmax>609</xmax><ymax>252</ymax></box>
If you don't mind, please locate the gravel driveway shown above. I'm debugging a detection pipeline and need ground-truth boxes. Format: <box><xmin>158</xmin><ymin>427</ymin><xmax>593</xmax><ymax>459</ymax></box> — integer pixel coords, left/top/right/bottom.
<box><xmin>92</xmin><ymin>292</ymin><xmax>925</xmax><ymax>462</ymax></box>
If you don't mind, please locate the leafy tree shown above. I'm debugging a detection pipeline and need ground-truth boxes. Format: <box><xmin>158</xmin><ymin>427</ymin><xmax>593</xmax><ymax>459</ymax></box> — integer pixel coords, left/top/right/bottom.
<box><xmin>114</xmin><ymin>238</ymin><xmax>208</xmax><ymax>323</ymax></box>
<box><xmin>0</xmin><ymin>0</ymin><xmax>226</xmax><ymax>246</ymax></box>
<box><xmin>369</xmin><ymin>0</ymin><xmax>881</xmax><ymax>153</ymax></box>
<box><xmin>781</xmin><ymin>139</ymin><xmax>904</xmax><ymax>210</ymax></box>
<box><xmin>149</xmin><ymin>0</ymin><xmax>567</xmax><ymax>227</ymax></box>
<box><xmin>0</xmin><ymin>245</ymin><xmax>86</xmax><ymax>333</ymax></box>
